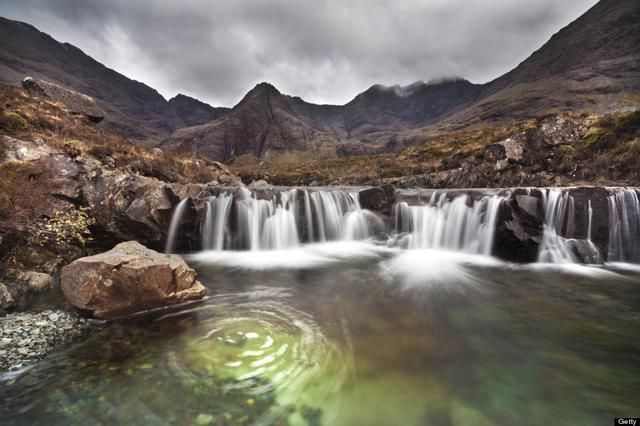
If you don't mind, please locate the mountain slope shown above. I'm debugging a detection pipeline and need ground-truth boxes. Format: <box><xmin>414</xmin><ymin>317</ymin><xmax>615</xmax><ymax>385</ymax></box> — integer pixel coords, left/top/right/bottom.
<box><xmin>448</xmin><ymin>0</ymin><xmax>640</xmax><ymax>125</ymax></box>
<box><xmin>163</xmin><ymin>0</ymin><xmax>639</xmax><ymax>162</ymax></box>
<box><xmin>0</xmin><ymin>17</ymin><xmax>225</xmax><ymax>145</ymax></box>
<box><xmin>168</xmin><ymin>94</ymin><xmax>230</xmax><ymax>128</ymax></box>
<box><xmin>160</xmin><ymin>83</ymin><xmax>338</xmax><ymax>162</ymax></box>
<box><xmin>162</xmin><ymin>79</ymin><xmax>482</xmax><ymax>161</ymax></box>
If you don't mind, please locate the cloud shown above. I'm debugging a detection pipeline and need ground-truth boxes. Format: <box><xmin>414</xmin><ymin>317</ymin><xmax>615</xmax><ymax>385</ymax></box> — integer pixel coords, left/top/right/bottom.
<box><xmin>0</xmin><ymin>0</ymin><xmax>598</xmax><ymax>106</ymax></box>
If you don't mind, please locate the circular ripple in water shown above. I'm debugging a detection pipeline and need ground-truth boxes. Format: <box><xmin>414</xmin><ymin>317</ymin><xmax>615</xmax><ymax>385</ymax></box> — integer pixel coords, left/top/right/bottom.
<box><xmin>157</xmin><ymin>287</ymin><xmax>350</xmax><ymax>410</ymax></box>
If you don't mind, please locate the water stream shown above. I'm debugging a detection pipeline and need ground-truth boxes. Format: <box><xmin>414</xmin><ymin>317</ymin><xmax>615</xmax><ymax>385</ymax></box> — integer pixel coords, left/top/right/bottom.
<box><xmin>3</xmin><ymin>186</ymin><xmax>639</xmax><ymax>425</ymax></box>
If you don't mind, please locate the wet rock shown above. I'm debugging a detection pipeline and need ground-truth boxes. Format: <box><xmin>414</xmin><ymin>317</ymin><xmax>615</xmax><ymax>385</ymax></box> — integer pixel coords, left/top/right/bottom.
<box><xmin>22</xmin><ymin>77</ymin><xmax>106</xmax><ymax>123</ymax></box>
<box><xmin>358</xmin><ymin>185</ymin><xmax>395</xmax><ymax>215</ymax></box>
<box><xmin>493</xmin><ymin>190</ymin><xmax>544</xmax><ymax>262</ymax></box>
<box><xmin>0</xmin><ymin>310</ymin><xmax>90</xmax><ymax>372</ymax></box>
<box><xmin>60</xmin><ymin>241</ymin><xmax>205</xmax><ymax>320</ymax></box>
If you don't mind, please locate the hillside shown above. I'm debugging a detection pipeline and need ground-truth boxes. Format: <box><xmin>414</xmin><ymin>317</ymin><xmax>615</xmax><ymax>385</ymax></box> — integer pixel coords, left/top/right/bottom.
<box><xmin>0</xmin><ymin>17</ymin><xmax>225</xmax><ymax>145</ymax></box>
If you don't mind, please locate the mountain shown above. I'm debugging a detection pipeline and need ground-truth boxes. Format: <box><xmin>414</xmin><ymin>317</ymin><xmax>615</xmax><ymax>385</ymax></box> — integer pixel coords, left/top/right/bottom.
<box><xmin>161</xmin><ymin>78</ymin><xmax>482</xmax><ymax>160</ymax></box>
<box><xmin>160</xmin><ymin>83</ymin><xmax>338</xmax><ymax>162</ymax></box>
<box><xmin>447</xmin><ymin>0</ymin><xmax>640</xmax><ymax>126</ymax></box>
<box><xmin>2</xmin><ymin>0</ymin><xmax>638</xmax><ymax>158</ymax></box>
<box><xmin>168</xmin><ymin>94</ymin><xmax>230</xmax><ymax>128</ymax></box>
<box><xmin>0</xmin><ymin>17</ymin><xmax>225</xmax><ymax>145</ymax></box>
<box><xmin>163</xmin><ymin>0</ymin><xmax>639</xmax><ymax>162</ymax></box>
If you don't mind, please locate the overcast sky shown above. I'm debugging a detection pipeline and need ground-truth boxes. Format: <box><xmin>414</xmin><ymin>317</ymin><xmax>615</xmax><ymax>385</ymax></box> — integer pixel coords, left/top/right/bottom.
<box><xmin>0</xmin><ymin>0</ymin><xmax>598</xmax><ymax>107</ymax></box>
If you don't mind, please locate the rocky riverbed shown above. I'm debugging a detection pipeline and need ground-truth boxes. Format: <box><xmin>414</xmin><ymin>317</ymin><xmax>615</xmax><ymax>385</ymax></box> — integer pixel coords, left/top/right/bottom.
<box><xmin>0</xmin><ymin>310</ymin><xmax>92</xmax><ymax>372</ymax></box>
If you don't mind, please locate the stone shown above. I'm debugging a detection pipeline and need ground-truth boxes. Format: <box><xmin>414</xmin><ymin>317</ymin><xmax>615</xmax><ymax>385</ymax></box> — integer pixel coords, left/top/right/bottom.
<box><xmin>486</xmin><ymin>133</ymin><xmax>526</xmax><ymax>170</ymax></box>
<box><xmin>0</xmin><ymin>283</ymin><xmax>15</xmax><ymax>310</ymax></box>
<box><xmin>0</xmin><ymin>310</ymin><xmax>90</xmax><ymax>372</ymax></box>
<box><xmin>9</xmin><ymin>270</ymin><xmax>54</xmax><ymax>293</ymax></box>
<box><xmin>22</xmin><ymin>77</ymin><xmax>106</xmax><ymax>123</ymax></box>
<box><xmin>249</xmin><ymin>179</ymin><xmax>270</xmax><ymax>188</ymax></box>
<box><xmin>82</xmin><ymin>173</ymin><xmax>178</xmax><ymax>249</ymax></box>
<box><xmin>60</xmin><ymin>241</ymin><xmax>205</xmax><ymax>319</ymax></box>
<box><xmin>358</xmin><ymin>185</ymin><xmax>395</xmax><ymax>215</ymax></box>
<box><xmin>1</xmin><ymin>135</ymin><xmax>53</xmax><ymax>163</ymax></box>
<box><xmin>535</xmin><ymin>116</ymin><xmax>585</xmax><ymax>146</ymax></box>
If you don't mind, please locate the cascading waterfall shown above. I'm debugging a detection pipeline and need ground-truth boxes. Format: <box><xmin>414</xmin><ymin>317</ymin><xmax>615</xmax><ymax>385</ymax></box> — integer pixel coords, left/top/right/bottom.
<box><xmin>199</xmin><ymin>188</ymin><xmax>379</xmax><ymax>251</ymax></box>
<box><xmin>167</xmin><ymin>186</ymin><xmax>640</xmax><ymax>264</ymax></box>
<box><xmin>165</xmin><ymin>198</ymin><xmax>189</xmax><ymax>253</ymax></box>
<box><xmin>392</xmin><ymin>192</ymin><xmax>503</xmax><ymax>255</ymax></box>
<box><xmin>537</xmin><ymin>189</ymin><xmax>601</xmax><ymax>263</ymax></box>
<box><xmin>607</xmin><ymin>188</ymin><xmax>640</xmax><ymax>262</ymax></box>
<box><xmin>202</xmin><ymin>193</ymin><xmax>233</xmax><ymax>251</ymax></box>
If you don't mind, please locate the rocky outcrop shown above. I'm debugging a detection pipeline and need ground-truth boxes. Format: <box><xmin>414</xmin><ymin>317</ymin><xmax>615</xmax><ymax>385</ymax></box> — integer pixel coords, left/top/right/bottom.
<box><xmin>60</xmin><ymin>241</ymin><xmax>205</xmax><ymax>319</ymax></box>
<box><xmin>0</xmin><ymin>270</ymin><xmax>55</xmax><ymax>311</ymax></box>
<box><xmin>22</xmin><ymin>77</ymin><xmax>106</xmax><ymax>123</ymax></box>
<box><xmin>81</xmin><ymin>171</ymin><xmax>179</xmax><ymax>250</ymax></box>
<box><xmin>0</xmin><ymin>135</ymin><xmax>53</xmax><ymax>162</ymax></box>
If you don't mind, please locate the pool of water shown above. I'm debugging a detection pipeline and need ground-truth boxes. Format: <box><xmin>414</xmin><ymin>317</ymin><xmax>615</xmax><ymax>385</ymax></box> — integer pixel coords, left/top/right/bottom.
<box><xmin>2</xmin><ymin>243</ymin><xmax>640</xmax><ymax>425</ymax></box>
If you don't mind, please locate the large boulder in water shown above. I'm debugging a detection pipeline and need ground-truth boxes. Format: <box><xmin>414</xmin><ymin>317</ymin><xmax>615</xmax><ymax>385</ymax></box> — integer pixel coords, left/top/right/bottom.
<box><xmin>60</xmin><ymin>241</ymin><xmax>205</xmax><ymax>319</ymax></box>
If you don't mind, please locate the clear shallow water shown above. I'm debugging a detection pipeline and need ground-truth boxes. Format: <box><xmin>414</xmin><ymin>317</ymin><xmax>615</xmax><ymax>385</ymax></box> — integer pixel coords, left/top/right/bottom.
<box><xmin>2</xmin><ymin>243</ymin><xmax>640</xmax><ymax>425</ymax></box>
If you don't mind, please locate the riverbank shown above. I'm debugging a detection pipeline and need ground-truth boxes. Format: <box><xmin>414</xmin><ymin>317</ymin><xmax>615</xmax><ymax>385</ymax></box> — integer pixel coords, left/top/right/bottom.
<box><xmin>0</xmin><ymin>310</ymin><xmax>92</xmax><ymax>372</ymax></box>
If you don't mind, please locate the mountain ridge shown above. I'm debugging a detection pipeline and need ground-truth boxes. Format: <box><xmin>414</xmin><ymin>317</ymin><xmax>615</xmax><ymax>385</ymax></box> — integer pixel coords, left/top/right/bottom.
<box><xmin>0</xmin><ymin>17</ymin><xmax>225</xmax><ymax>146</ymax></box>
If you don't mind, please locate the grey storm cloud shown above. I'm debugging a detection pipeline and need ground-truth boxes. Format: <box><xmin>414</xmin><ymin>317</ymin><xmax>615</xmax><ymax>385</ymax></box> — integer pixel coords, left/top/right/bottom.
<box><xmin>0</xmin><ymin>0</ymin><xmax>598</xmax><ymax>106</ymax></box>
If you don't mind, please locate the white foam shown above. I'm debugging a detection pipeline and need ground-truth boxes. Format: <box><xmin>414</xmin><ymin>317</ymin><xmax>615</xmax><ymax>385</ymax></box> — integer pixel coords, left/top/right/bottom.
<box><xmin>188</xmin><ymin>241</ymin><xmax>395</xmax><ymax>270</ymax></box>
<box><xmin>380</xmin><ymin>249</ymin><xmax>502</xmax><ymax>290</ymax></box>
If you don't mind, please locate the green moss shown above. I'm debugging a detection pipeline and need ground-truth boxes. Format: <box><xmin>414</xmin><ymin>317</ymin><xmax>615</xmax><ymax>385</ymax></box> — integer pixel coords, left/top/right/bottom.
<box><xmin>0</xmin><ymin>111</ymin><xmax>28</xmax><ymax>133</ymax></box>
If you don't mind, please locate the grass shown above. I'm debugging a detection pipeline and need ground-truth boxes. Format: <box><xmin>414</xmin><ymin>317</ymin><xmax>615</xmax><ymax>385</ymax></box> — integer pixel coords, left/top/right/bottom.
<box><xmin>230</xmin><ymin>110</ymin><xmax>640</xmax><ymax>187</ymax></box>
<box><xmin>0</xmin><ymin>84</ymin><xmax>233</xmax><ymax>185</ymax></box>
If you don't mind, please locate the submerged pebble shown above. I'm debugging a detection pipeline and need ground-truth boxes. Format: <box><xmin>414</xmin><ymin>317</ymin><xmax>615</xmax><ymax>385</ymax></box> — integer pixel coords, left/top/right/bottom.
<box><xmin>0</xmin><ymin>310</ymin><xmax>91</xmax><ymax>372</ymax></box>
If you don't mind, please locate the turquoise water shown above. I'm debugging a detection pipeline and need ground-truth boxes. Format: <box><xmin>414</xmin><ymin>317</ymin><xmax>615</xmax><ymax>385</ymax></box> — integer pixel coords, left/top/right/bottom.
<box><xmin>1</xmin><ymin>246</ymin><xmax>639</xmax><ymax>425</ymax></box>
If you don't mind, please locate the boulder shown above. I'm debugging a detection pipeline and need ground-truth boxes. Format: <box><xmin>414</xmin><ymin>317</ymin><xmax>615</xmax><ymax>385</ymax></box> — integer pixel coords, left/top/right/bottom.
<box><xmin>486</xmin><ymin>133</ymin><xmax>526</xmax><ymax>170</ymax></box>
<box><xmin>60</xmin><ymin>241</ymin><xmax>205</xmax><ymax>319</ymax></box>
<box><xmin>22</xmin><ymin>77</ymin><xmax>106</xmax><ymax>123</ymax></box>
<box><xmin>534</xmin><ymin>116</ymin><xmax>585</xmax><ymax>146</ymax></box>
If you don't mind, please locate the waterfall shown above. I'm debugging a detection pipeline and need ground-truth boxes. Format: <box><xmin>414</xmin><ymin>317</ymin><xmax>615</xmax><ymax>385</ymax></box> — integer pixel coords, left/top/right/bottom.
<box><xmin>201</xmin><ymin>193</ymin><xmax>233</xmax><ymax>251</ymax></box>
<box><xmin>537</xmin><ymin>189</ymin><xmax>601</xmax><ymax>263</ymax></box>
<box><xmin>198</xmin><ymin>188</ymin><xmax>378</xmax><ymax>251</ymax></box>
<box><xmin>607</xmin><ymin>188</ymin><xmax>640</xmax><ymax>262</ymax></box>
<box><xmin>392</xmin><ymin>193</ymin><xmax>503</xmax><ymax>255</ymax></box>
<box><xmin>165</xmin><ymin>198</ymin><xmax>189</xmax><ymax>253</ymax></box>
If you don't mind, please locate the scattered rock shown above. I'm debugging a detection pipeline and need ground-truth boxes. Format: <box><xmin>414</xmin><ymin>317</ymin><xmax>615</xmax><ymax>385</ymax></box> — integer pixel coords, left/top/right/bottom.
<box><xmin>60</xmin><ymin>241</ymin><xmax>205</xmax><ymax>320</ymax></box>
<box><xmin>22</xmin><ymin>77</ymin><xmax>106</xmax><ymax>123</ymax></box>
<box><xmin>0</xmin><ymin>310</ymin><xmax>90</xmax><ymax>372</ymax></box>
